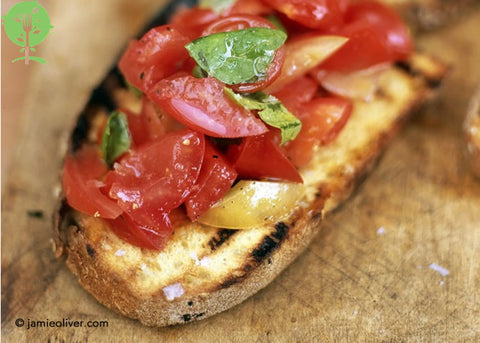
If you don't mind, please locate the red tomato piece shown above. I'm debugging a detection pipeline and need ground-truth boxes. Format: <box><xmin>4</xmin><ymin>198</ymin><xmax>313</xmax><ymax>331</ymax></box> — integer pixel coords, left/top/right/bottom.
<box><xmin>118</xmin><ymin>25</ymin><xmax>190</xmax><ymax>92</ymax></box>
<box><xmin>106</xmin><ymin>212</ymin><xmax>172</xmax><ymax>250</ymax></box>
<box><xmin>202</xmin><ymin>14</ymin><xmax>286</xmax><ymax>93</ymax></box>
<box><xmin>170</xmin><ymin>7</ymin><xmax>218</xmax><ymax>40</ymax></box>
<box><xmin>223</xmin><ymin>0</ymin><xmax>272</xmax><ymax>16</ymax></box>
<box><xmin>319</xmin><ymin>19</ymin><xmax>391</xmax><ymax>72</ymax></box>
<box><xmin>285</xmin><ymin>97</ymin><xmax>352</xmax><ymax>167</ymax></box>
<box><xmin>273</xmin><ymin>75</ymin><xmax>318</xmax><ymax>111</ymax></box>
<box><xmin>320</xmin><ymin>1</ymin><xmax>412</xmax><ymax>72</ymax></box>
<box><xmin>228</xmin><ymin>133</ymin><xmax>303</xmax><ymax>183</ymax></box>
<box><xmin>185</xmin><ymin>142</ymin><xmax>238</xmax><ymax>221</ymax></box>
<box><xmin>262</xmin><ymin>0</ymin><xmax>346</xmax><ymax>30</ymax></box>
<box><xmin>106</xmin><ymin>130</ymin><xmax>205</xmax><ymax>227</ymax></box>
<box><xmin>148</xmin><ymin>75</ymin><xmax>268</xmax><ymax>138</ymax></box>
<box><xmin>62</xmin><ymin>145</ymin><xmax>123</xmax><ymax>219</ymax></box>
<box><xmin>345</xmin><ymin>1</ymin><xmax>413</xmax><ymax>61</ymax></box>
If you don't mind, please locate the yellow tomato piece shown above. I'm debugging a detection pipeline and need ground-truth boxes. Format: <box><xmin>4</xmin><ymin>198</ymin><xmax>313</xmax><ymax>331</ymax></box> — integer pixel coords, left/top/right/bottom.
<box><xmin>197</xmin><ymin>181</ymin><xmax>305</xmax><ymax>229</ymax></box>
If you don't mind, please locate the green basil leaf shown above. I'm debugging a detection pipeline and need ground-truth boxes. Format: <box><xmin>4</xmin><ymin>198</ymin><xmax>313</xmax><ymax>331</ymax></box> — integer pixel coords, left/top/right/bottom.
<box><xmin>199</xmin><ymin>0</ymin><xmax>236</xmax><ymax>13</ymax></box>
<box><xmin>101</xmin><ymin>111</ymin><xmax>131</xmax><ymax>166</ymax></box>
<box><xmin>186</xmin><ymin>27</ymin><xmax>287</xmax><ymax>85</ymax></box>
<box><xmin>225</xmin><ymin>88</ymin><xmax>301</xmax><ymax>145</ymax></box>
<box><xmin>125</xmin><ymin>81</ymin><xmax>142</xmax><ymax>98</ymax></box>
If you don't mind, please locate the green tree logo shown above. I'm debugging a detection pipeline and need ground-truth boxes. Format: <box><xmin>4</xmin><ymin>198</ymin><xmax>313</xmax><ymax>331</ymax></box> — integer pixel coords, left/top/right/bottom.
<box><xmin>1</xmin><ymin>1</ymin><xmax>53</xmax><ymax>64</ymax></box>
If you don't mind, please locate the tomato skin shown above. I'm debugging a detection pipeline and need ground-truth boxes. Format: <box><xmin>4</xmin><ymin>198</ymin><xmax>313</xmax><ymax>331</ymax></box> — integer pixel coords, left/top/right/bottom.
<box><xmin>202</xmin><ymin>14</ymin><xmax>285</xmax><ymax>93</ymax></box>
<box><xmin>262</xmin><ymin>0</ymin><xmax>346</xmax><ymax>29</ymax></box>
<box><xmin>62</xmin><ymin>145</ymin><xmax>123</xmax><ymax>219</ymax></box>
<box><xmin>285</xmin><ymin>97</ymin><xmax>353</xmax><ymax>167</ymax></box>
<box><xmin>170</xmin><ymin>7</ymin><xmax>218</xmax><ymax>40</ymax></box>
<box><xmin>228</xmin><ymin>133</ymin><xmax>303</xmax><ymax>183</ymax></box>
<box><xmin>148</xmin><ymin>75</ymin><xmax>268</xmax><ymax>138</ymax></box>
<box><xmin>106</xmin><ymin>213</ymin><xmax>172</xmax><ymax>250</ymax></box>
<box><xmin>106</xmin><ymin>130</ymin><xmax>205</xmax><ymax>227</ymax></box>
<box><xmin>346</xmin><ymin>1</ymin><xmax>413</xmax><ymax>61</ymax></box>
<box><xmin>118</xmin><ymin>25</ymin><xmax>190</xmax><ymax>92</ymax></box>
<box><xmin>185</xmin><ymin>142</ymin><xmax>238</xmax><ymax>221</ymax></box>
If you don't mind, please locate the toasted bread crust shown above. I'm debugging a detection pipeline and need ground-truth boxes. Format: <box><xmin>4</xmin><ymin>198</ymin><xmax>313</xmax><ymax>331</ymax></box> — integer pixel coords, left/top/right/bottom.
<box><xmin>465</xmin><ymin>86</ymin><xmax>480</xmax><ymax>177</ymax></box>
<box><xmin>53</xmin><ymin>54</ymin><xmax>446</xmax><ymax>326</ymax></box>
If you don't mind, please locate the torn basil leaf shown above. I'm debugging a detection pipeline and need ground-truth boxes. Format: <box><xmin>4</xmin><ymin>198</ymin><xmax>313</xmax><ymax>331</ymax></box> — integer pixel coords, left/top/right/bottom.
<box><xmin>225</xmin><ymin>88</ymin><xmax>301</xmax><ymax>144</ymax></box>
<box><xmin>101</xmin><ymin>111</ymin><xmax>131</xmax><ymax>166</ymax></box>
<box><xmin>186</xmin><ymin>27</ymin><xmax>287</xmax><ymax>86</ymax></box>
<box><xmin>199</xmin><ymin>0</ymin><xmax>236</xmax><ymax>13</ymax></box>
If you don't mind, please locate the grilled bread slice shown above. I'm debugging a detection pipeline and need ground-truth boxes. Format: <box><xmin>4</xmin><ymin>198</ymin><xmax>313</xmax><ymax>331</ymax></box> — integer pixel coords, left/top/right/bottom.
<box><xmin>53</xmin><ymin>53</ymin><xmax>446</xmax><ymax>326</ymax></box>
<box><xmin>465</xmin><ymin>86</ymin><xmax>480</xmax><ymax>177</ymax></box>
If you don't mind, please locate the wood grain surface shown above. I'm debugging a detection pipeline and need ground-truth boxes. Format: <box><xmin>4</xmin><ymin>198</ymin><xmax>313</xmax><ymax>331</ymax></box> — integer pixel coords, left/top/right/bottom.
<box><xmin>2</xmin><ymin>1</ymin><xmax>480</xmax><ymax>342</ymax></box>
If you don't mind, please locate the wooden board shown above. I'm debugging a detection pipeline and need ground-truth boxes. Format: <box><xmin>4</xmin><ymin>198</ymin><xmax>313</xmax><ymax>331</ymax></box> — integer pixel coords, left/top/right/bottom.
<box><xmin>2</xmin><ymin>1</ymin><xmax>480</xmax><ymax>341</ymax></box>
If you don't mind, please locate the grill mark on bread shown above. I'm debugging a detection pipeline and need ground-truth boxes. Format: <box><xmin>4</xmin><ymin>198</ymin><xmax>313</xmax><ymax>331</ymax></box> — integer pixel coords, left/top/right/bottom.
<box><xmin>395</xmin><ymin>60</ymin><xmax>444</xmax><ymax>89</ymax></box>
<box><xmin>217</xmin><ymin>222</ymin><xmax>291</xmax><ymax>290</ymax></box>
<box><xmin>252</xmin><ymin>222</ymin><xmax>290</xmax><ymax>263</ymax></box>
<box><xmin>207</xmin><ymin>229</ymin><xmax>237</xmax><ymax>252</ymax></box>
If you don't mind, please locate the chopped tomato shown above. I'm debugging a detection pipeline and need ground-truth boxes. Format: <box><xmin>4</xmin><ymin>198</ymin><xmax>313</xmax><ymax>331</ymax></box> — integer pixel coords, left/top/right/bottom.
<box><xmin>185</xmin><ymin>142</ymin><xmax>238</xmax><ymax>221</ymax></box>
<box><xmin>319</xmin><ymin>19</ymin><xmax>390</xmax><ymax>72</ymax></box>
<box><xmin>228</xmin><ymin>133</ymin><xmax>303</xmax><ymax>183</ymax></box>
<box><xmin>273</xmin><ymin>75</ymin><xmax>318</xmax><ymax>110</ymax></box>
<box><xmin>106</xmin><ymin>130</ymin><xmax>205</xmax><ymax>227</ymax></box>
<box><xmin>320</xmin><ymin>1</ymin><xmax>412</xmax><ymax>72</ymax></box>
<box><xmin>118</xmin><ymin>25</ymin><xmax>190</xmax><ymax>92</ymax></box>
<box><xmin>148</xmin><ymin>75</ymin><xmax>268</xmax><ymax>138</ymax></box>
<box><xmin>62</xmin><ymin>145</ymin><xmax>122</xmax><ymax>219</ymax></box>
<box><xmin>346</xmin><ymin>1</ymin><xmax>413</xmax><ymax>60</ymax></box>
<box><xmin>223</xmin><ymin>0</ymin><xmax>272</xmax><ymax>16</ymax></box>
<box><xmin>285</xmin><ymin>97</ymin><xmax>353</xmax><ymax>167</ymax></box>
<box><xmin>170</xmin><ymin>7</ymin><xmax>218</xmax><ymax>40</ymax></box>
<box><xmin>262</xmin><ymin>0</ymin><xmax>346</xmax><ymax>30</ymax></box>
<box><xmin>202</xmin><ymin>14</ymin><xmax>285</xmax><ymax>93</ymax></box>
<box><xmin>106</xmin><ymin>212</ymin><xmax>172</xmax><ymax>250</ymax></box>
